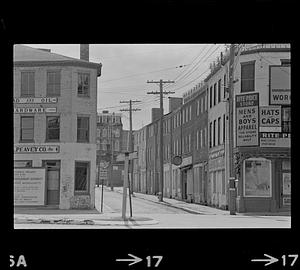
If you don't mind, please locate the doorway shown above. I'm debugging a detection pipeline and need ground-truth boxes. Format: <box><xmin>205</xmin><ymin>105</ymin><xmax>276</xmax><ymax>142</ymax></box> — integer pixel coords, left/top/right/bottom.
<box><xmin>181</xmin><ymin>170</ymin><xmax>187</xmax><ymax>200</ymax></box>
<box><xmin>42</xmin><ymin>160</ymin><xmax>60</xmax><ymax>205</ymax></box>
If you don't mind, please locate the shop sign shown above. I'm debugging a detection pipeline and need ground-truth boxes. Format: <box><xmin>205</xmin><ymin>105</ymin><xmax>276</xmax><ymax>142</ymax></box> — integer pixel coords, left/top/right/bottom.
<box><xmin>13</xmin><ymin>97</ymin><xmax>58</xmax><ymax>104</ymax></box>
<box><xmin>14</xmin><ymin>107</ymin><xmax>57</xmax><ymax>113</ymax></box>
<box><xmin>270</xmin><ymin>66</ymin><xmax>290</xmax><ymax>105</ymax></box>
<box><xmin>259</xmin><ymin>106</ymin><xmax>281</xmax><ymax>127</ymax></box>
<box><xmin>209</xmin><ymin>148</ymin><xmax>225</xmax><ymax>160</ymax></box>
<box><xmin>14</xmin><ymin>145</ymin><xmax>60</xmax><ymax>153</ymax></box>
<box><xmin>260</xmin><ymin>132</ymin><xmax>290</xmax><ymax>148</ymax></box>
<box><xmin>236</xmin><ymin>93</ymin><xmax>259</xmax><ymax>146</ymax></box>
<box><xmin>14</xmin><ymin>168</ymin><xmax>46</xmax><ymax>206</ymax></box>
<box><xmin>181</xmin><ymin>156</ymin><xmax>192</xmax><ymax>167</ymax></box>
<box><xmin>243</xmin><ymin>158</ymin><xmax>272</xmax><ymax>197</ymax></box>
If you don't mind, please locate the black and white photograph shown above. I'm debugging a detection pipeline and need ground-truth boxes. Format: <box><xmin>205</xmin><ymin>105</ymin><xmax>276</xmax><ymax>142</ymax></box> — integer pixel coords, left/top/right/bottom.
<box><xmin>13</xmin><ymin>43</ymin><xmax>291</xmax><ymax>229</ymax></box>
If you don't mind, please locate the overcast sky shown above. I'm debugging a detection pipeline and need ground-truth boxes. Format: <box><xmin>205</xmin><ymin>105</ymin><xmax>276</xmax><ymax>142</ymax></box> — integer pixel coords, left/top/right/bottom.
<box><xmin>27</xmin><ymin>44</ymin><xmax>225</xmax><ymax>130</ymax></box>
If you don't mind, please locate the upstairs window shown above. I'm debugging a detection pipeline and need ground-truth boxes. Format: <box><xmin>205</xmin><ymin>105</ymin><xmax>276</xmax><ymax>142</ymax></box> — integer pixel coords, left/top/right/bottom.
<box><xmin>47</xmin><ymin>71</ymin><xmax>61</xmax><ymax>96</ymax></box>
<box><xmin>282</xmin><ymin>107</ymin><xmax>291</xmax><ymax>133</ymax></box>
<box><xmin>78</xmin><ymin>73</ymin><xmax>90</xmax><ymax>97</ymax></box>
<box><xmin>46</xmin><ymin>116</ymin><xmax>60</xmax><ymax>141</ymax></box>
<box><xmin>21</xmin><ymin>72</ymin><xmax>35</xmax><ymax>97</ymax></box>
<box><xmin>241</xmin><ymin>61</ymin><xmax>255</xmax><ymax>92</ymax></box>
<box><xmin>77</xmin><ymin>116</ymin><xmax>89</xmax><ymax>142</ymax></box>
<box><xmin>20</xmin><ymin>116</ymin><xmax>34</xmax><ymax>142</ymax></box>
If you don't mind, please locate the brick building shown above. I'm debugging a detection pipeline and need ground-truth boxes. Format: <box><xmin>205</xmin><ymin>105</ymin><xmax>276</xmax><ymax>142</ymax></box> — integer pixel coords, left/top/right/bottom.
<box><xmin>13</xmin><ymin>44</ymin><xmax>102</xmax><ymax>209</ymax></box>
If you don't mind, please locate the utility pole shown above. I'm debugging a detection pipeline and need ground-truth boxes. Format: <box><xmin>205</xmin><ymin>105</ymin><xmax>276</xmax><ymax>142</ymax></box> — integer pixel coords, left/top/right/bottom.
<box><xmin>147</xmin><ymin>79</ymin><xmax>175</xmax><ymax>202</ymax></box>
<box><xmin>120</xmin><ymin>100</ymin><xmax>141</xmax><ymax>217</ymax></box>
<box><xmin>228</xmin><ymin>44</ymin><xmax>236</xmax><ymax>215</ymax></box>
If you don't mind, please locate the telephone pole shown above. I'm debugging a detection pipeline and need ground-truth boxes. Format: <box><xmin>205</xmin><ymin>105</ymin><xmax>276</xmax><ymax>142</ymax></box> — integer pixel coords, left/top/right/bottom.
<box><xmin>147</xmin><ymin>79</ymin><xmax>175</xmax><ymax>202</ymax></box>
<box><xmin>120</xmin><ymin>100</ymin><xmax>141</xmax><ymax>217</ymax></box>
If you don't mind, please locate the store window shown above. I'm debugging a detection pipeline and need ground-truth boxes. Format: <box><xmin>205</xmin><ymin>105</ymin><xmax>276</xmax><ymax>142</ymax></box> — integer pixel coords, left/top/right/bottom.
<box><xmin>46</xmin><ymin>116</ymin><xmax>60</xmax><ymax>141</ymax></box>
<box><xmin>47</xmin><ymin>71</ymin><xmax>61</xmax><ymax>96</ymax></box>
<box><xmin>241</xmin><ymin>61</ymin><xmax>255</xmax><ymax>92</ymax></box>
<box><xmin>78</xmin><ymin>73</ymin><xmax>90</xmax><ymax>97</ymax></box>
<box><xmin>20</xmin><ymin>116</ymin><xmax>34</xmax><ymax>142</ymax></box>
<box><xmin>21</xmin><ymin>72</ymin><xmax>35</xmax><ymax>97</ymax></box>
<box><xmin>244</xmin><ymin>158</ymin><xmax>271</xmax><ymax>197</ymax></box>
<box><xmin>282</xmin><ymin>107</ymin><xmax>291</xmax><ymax>133</ymax></box>
<box><xmin>74</xmin><ymin>161</ymin><xmax>90</xmax><ymax>193</ymax></box>
<box><xmin>77</xmin><ymin>116</ymin><xmax>89</xmax><ymax>142</ymax></box>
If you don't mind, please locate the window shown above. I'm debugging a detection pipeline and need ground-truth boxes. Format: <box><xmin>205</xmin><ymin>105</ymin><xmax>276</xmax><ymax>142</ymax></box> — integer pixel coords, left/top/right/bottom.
<box><xmin>78</xmin><ymin>73</ymin><xmax>90</xmax><ymax>97</ymax></box>
<box><xmin>209</xmin><ymin>122</ymin><xmax>212</xmax><ymax>148</ymax></box>
<box><xmin>204</xmin><ymin>127</ymin><xmax>207</xmax><ymax>147</ymax></box>
<box><xmin>20</xmin><ymin>116</ymin><xmax>34</xmax><ymax>141</ymax></box>
<box><xmin>201</xmin><ymin>97</ymin><xmax>204</xmax><ymax>113</ymax></box>
<box><xmin>21</xmin><ymin>72</ymin><xmax>35</xmax><ymax>97</ymax></box>
<box><xmin>214</xmin><ymin>83</ymin><xmax>217</xmax><ymax>106</ymax></box>
<box><xmin>241</xmin><ymin>61</ymin><xmax>255</xmax><ymax>92</ymax></box>
<box><xmin>223</xmin><ymin>74</ymin><xmax>227</xmax><ymax>99</ymax></box>
<box><xmin>182</xmin><ymin>109</ymin><xmax>185</xmax><ymax>124</ymax></box>
<box><xmin>213</xmin><ymin>120</ymin><xmax>216</xmax><ymax>147</ymax></box>
<box><xmin>282</xmin><ymin>107</ymin><xmax>291</xmax><ymax>133</ymax></box>
<box><xmin>46</xmin><ymin>116</ymin><xmax>60</xmax><ymax>141</ymax></box>
<box><xmin>47</xmin><ymin>71</ymin><xmax>61</xmax><ymax>96</ymax></box>
<box><xmin>196</xmin><ymin>130</ymin><xmax>199</xmax><ymax>150</ymax></box>
<box><xmin>209</xmin><ymin>86</ymin><xmax>213</xmax><ymax>108</ymax></box>
<box><xmin>223</xmin><ymin>114</ymin><xmax>226</xmax><ymax>144</ymax></box>
<box><xmin>189</xmin><ymin>134</ymin><xmax>191</xmax><ymax>152</ymax></box>
<box><xmin>197</xmin><ymin>100</ymin><xmax>200</xmax><ymax>115</ymax></box>
<box><xmin>75</xmin><ymin>161</ymin><xmax>90</xmax><ymax>193</ymax></box>
<box><xmin>218</xmin><ymin>79</ymin><xmax>221</xmax><ymax>103</ymax></box>
<box><xmin>189</xmin><ymin>106</ymin><xmax>192</xmax><ymax>121</ymax></box>
<box><xmin>77</xmin><ymin>116</ymin><xmax>89</xmax><ymax>142</ymax></box>
<box><xmin>218</xmin><ymin>117</ymin><xmax>221</xmax><ymax>145</ymax></box>
<box><xmin>114</xmin><ymin>140</ymin><xmax>120</xmax><ymax>151</ymax></box>
<box><xmin>200</xmin><ymin>129</ymin><xmax>203</xmax><ymax>148</ymax></box>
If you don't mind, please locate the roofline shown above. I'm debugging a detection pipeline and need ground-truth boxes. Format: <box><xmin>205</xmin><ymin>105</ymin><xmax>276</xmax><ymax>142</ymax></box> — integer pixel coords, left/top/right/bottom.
<box><xmin>14</xmin><ymin>60</ymin><xmax>102</xmax><ymax>76</ymax></box>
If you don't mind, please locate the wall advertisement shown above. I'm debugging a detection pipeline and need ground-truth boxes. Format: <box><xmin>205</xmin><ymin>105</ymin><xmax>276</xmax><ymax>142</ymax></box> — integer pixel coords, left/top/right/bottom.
<box><xmin>14</xmin><ymin>168</ymin><xmax>46</xmax><ymax>205</ymax></box>
<box><xmin>260</xmin><ymin>132</ymin><xmax>291</xmax><ymax>148</ymax></box>
<box><xmin>269</xmin><ymin>66</ymin><xmax>291</xmax><ymax>105</ymax></box>
<box><xmin>236</xmin><ymin>93</ymin><xmax>259</xmax><ymax>146</ymax></box>
<box><xmin>243</xmin><ymin>158</ymin><xmax>272</xmax><ymax>197</ymax></box>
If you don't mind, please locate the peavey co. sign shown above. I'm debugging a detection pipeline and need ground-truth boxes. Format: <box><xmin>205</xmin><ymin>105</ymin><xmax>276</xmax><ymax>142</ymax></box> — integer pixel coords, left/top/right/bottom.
<box><xmin>236</xmin><ymin>93</ymin><xmax>259</xmax><ymax>147</ymax></box>
<box><xmin>14</xmin><ymin>145</ymin><xmax>60</xmax><ymax>154</ymax></box>
<box><xmin>13</xmin><ymin>97</ymin><xmax>58</xmax><ymax>104</ymax></box>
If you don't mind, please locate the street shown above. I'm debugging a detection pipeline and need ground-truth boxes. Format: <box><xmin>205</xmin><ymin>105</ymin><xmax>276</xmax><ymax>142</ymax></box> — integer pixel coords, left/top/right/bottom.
<box><xmin>14</xmin><ymin>187</ymin><xmax>290</xmax><ymax>229</ymax></box>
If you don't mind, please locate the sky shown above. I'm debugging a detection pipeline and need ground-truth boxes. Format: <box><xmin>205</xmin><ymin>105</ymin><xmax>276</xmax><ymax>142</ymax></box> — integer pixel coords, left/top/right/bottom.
<box><xmin>26</xmin><ymin>44</ymin><xmax>226</xmax><ymax>130</ymax></box>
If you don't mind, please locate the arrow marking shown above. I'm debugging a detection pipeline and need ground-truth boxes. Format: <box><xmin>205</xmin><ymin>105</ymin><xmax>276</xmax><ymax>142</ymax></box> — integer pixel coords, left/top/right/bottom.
<box><xmin>251</xmin><ymin>254</ymin><xmax>279</xmax><ymax>266</ymax></box>
<box><xmin>116</xmin><ymin>254</ymin><xmax>143</xmax><ymax>266</ymax></box>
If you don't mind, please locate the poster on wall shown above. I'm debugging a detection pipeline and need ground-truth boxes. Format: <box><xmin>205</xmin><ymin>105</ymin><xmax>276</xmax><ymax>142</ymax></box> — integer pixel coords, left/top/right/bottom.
<box><xmin>270</xmin><ymin>65</ymin><xmax>291</xmax><ymax>105</ymax></box>
<box><xmin>14</xmin><ymin>168</ymin><xmax>46</xmax><ymax>205</ymax></box>
<box><xmin>244</xmin><ymin>158</ymin><xmax>271</xmax><ymax>197</ymax></box>
<box><xmin>282</xmin><ymin>172</ymin><xmax>291</xmax><ymax>195</ymax></box>
<box><xmin>236</xmin><ymin>93</ymin><xmax>259</xmax><ymax>146</ymax></box>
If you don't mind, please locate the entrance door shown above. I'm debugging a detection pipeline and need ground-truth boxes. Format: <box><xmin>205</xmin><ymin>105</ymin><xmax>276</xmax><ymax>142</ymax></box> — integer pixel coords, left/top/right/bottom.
<box><xmin>181</xmin><ymin>170</ymin><xmax>187</xmax><ymax>200</ymax></box>
<box><xmin>42</xmin><ymin>160</ymin><xmax>60</xmax><ymax>205</ymax></box>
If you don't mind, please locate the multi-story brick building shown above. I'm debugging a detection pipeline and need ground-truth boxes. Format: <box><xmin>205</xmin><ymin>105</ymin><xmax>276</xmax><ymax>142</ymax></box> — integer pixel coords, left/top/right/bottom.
<box><xmin>13</xmin><ymin>44</ymin><xmax>102</xmax><ymax>209</ymax></box>
<box><xmin>96</xmin><ymin>111</ymin><xmax>125</xmax><ymax>187</ymax></box>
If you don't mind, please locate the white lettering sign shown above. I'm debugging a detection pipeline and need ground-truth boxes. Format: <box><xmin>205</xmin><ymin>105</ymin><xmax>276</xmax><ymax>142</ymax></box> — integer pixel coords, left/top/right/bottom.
<box><xmin>14</xmin><ymin>168</ymin><xmax>46</xmax><ymax>205</ymax></box>
<box><xmin>13</xmin><ymin>97</ymin><xmax>58</xmax><ymax>104</ymax></box>
<box><xmin>14</xmin><ymin>145</ymin><xmax>60</xmax><ymax>153</ymax></box>
<box><xmin>14</xmin><ymin>107</ymin><xmax>57</xmax><ymax>113</ymax></box>
<box><xmin>270</xmin><ymin>66</ymin><xmax>290</xmax><ymax>105</ymax></box>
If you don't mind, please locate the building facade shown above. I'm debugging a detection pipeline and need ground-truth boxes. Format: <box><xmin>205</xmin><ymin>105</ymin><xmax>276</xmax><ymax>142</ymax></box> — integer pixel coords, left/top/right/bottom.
<box><xmin>13</xmin><ymin>44</ymin><xmax>102</xmax><ymax>209</ymax></box>
<box><xmin>96</xmin><ymin>111</ymin><xmax>124</xmax><ymax>187</ymax></box>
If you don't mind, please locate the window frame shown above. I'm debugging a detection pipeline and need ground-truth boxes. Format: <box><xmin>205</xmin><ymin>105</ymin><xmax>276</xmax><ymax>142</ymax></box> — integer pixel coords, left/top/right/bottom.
<box><xmin>46</xmin><ymin>70</ymin><xmax>61</xmax><ymax>97</ymax></box>
<box><xmin>20</xmin><ymin>71</ymin><xmax>35</xmax><ymax>97</ymax></box>
<box><xmin>46</xmin><ymin>115</ymin><xmax>60</xmax><ymax>142</ymax></box>
<box><xmin>20</xmin><ymin>115</ymin><xmax>34</xmax><ymax>142</ymax></box>
<box><xmin>241</xmin><ymin>60</ymin><xmax>256</xmax><ymax>93</ymax></box>
<box><xmin>77</xmin><ymin>115</ymin><xmax>90</xmax><ymax>143</ymax></box>
<box><xmin>77</xmin><ymin>72</ymin><xmax>90</xmax><ymax>97</ymax></box>
<box><xmin>74</xmin><ymin>161</ymin><xmax>90</xmax><ymax>194</ymax></box>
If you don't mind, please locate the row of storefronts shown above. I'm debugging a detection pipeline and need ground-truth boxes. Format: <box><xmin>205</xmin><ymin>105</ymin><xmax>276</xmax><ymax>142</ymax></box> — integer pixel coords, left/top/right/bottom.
<box><xmin>132</xmin><ymin>44</ymin><xmax>291</xmax><ymax>213</ymax></box>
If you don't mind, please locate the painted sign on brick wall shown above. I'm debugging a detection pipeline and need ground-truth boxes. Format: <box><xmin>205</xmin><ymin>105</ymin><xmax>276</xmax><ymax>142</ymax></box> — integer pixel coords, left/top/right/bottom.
<box><xmin>236</xmin><ymin>93</ymin><xmax>259</xmax><ymax>146</ymax></box>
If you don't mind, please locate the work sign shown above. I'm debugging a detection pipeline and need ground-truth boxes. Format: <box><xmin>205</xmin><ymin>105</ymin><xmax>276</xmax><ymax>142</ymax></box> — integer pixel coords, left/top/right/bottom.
<box><xmin>236</xmin><ymin>93</ymin><xmax>259</xmax><ymax>147</ymax></box>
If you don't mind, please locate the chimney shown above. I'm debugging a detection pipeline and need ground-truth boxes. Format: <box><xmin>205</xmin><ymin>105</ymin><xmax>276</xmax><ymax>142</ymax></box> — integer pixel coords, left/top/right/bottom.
<box><xmin>151</xmin><ymin>108</ymin><xmax>161</xmax><ymax>123</ymax></box>
<box><xmin>80</xmin><ymin>44</ymin><xmax>89</xmax><ymax>61</ymax></box>
<box><xmin>168</xmin><ymin>97</ymin><xmax>183</xmax><ymax>113</ymax></box>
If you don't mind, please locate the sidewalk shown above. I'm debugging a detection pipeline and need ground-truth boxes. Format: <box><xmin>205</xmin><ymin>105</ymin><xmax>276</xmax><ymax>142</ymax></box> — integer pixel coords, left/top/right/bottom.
<box><xmin>111</xmin><ymin>187</ymin><xmax>291</xmax><ymax>217</ymax></box>
<box><xmin>14</xmin><ymin>207</ymin><xmax>158</xmax><ymax>227</ymax></box>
